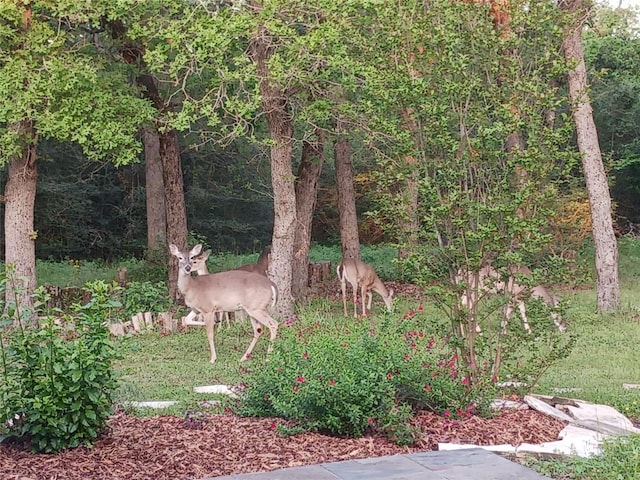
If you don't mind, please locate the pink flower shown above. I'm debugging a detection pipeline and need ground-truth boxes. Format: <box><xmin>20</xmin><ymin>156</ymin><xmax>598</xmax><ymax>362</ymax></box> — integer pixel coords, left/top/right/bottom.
<box><xmin>293</xmin><ymin>386</ymin><xmax>299</xmax><ymax>394</ymax></box>
<box><xmin>443</xmin><ymin>410</ymin><xmax>451</xmax><ymax>418</ymax></box>
<box><xmin>296</xmin><ymin>375</ymin><xmax>305</xmax><ymax>383</ymax></box>
<box><xmin>404</xmin><ymin>354</ymin><xmax>411</xmax><ymax>361</ymax></box>
<box><xmin>270</xmin><ymin>422</ymin><xmax>277</xmax><ymax>430</ymax></box>
<box><xmin>461</xmin><ymin>377</ymin><xmax>470</xmax><ymax>385</ymax></box>
<box><xmin>456</xmin><ymin>409</ymin><xmax>464</xmax><ymax>418</ymax></box>
<box><xmin>491</xmin><ymin>375</ymin><xmax>499</xmax><ymax>383</ymax></box>
<box><xmin>387</xmin><ymin>372</ymin><xmax>393</xmax><ymax>380</ymax></box>
<box><xmin>450</xmin><ymin>370</ymin><xmax>458</xmax><ymax>378</ymax></box>
<box><xmin>427</xmin><ymin>338</ymin><xmax>435</xmax><ymax>349</ymax></box>
<box><xmin>368</xmin><ymin>417</ymin><xmax>375</xmax><ymax>425</ymax></box>
<box><xmin>417</xmin><ymin>304</ymin><xmax>424</xmax><ymax>312</ymax></box>
<box><xmin>328</xmin><ymin>379</ymin><xmax>336</xmax><ymax>386</ymax></box>
<box><xmin>302</xmin><ymin>352</ymin><xmax>309</xmax><ymax>359</ymax></box>
<box><xmin>423</xmin><ymin>384</ymin><xmax>431</xmax><ymax>392</ymax></box>
<box><xmin>410</xmin><ymin>342</ymin><xmax>417</xmax><ymax>350</ymax></box>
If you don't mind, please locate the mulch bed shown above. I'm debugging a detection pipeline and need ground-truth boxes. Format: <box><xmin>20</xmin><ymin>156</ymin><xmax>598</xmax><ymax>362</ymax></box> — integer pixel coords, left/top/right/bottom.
<box><xmin>0</xmin><ymin>408</ymin><xmax>565</xmax><ymax>480</ymax></box>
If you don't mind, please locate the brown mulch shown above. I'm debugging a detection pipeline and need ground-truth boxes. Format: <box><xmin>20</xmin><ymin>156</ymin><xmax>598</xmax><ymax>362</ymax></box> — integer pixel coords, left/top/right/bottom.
<box><xmin>0</xmin><ymin>408</ymin><xmax>565</xmax><ymax>480</ymax></box>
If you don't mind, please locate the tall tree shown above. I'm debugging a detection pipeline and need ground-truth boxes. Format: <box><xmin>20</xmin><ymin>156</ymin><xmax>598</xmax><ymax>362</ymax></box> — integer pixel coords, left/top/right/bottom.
<box><xmin>0</xmin><ymin>2</ymin><xmax>151</xmax><ymax>314</ymax></box>
<box><xmin>249</xmin><ymin>25</ymin><xmax>297</xmax><ymax>319</ymax></box>
<box><xmin>292</xmin><ymin>129</ymin><xmax>326</xmax><ymax>301</ymax></box>
<box><xmin>560</xmin><ymin>0</ymin><xmax>620</xmax><ymax>311</ymax></box>
<box><xmin>108</xmin><ymin>19</ymin><xmax>188</xmax><ymax>301</ymax></box>
<box><xmin>334</xmin><ymin>121</ymin><xmax>360</xmax><ymax>260</ymax></box>
<box><xmin>143</xmin><ymin>129</ymin><xmax>166</xmax><ymax>253</ymax></box>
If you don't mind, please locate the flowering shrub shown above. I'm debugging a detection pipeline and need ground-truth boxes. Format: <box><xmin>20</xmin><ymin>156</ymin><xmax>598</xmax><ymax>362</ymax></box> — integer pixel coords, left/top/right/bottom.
<box><xmin>237</xmin><ymin>307</ymin><xmax>496</xmax><ymax>445</ymax></box>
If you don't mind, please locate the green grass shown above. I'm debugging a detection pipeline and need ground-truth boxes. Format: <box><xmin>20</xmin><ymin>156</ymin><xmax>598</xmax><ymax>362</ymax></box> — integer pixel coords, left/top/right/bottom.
<box><xmin>27</xmin><ymin>239</ymin><xmax>640</xmax><ymax>478</ymax></box>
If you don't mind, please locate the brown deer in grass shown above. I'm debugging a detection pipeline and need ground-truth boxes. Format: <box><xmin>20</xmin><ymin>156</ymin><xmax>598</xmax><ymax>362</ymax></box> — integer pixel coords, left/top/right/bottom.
<box><xmin>457</xmin><ymin>265</ymin><xmax>566</xmax><ymax>334</ymax></box>
<box><xmin>170</xmin><ymin>244</ymin><xmax>279</xmax><ymax>363</ymax></box>
<box><xmin>337</xmin><ymin>258</ymin><xmax>394</xmax><ymax>318</ymax></box>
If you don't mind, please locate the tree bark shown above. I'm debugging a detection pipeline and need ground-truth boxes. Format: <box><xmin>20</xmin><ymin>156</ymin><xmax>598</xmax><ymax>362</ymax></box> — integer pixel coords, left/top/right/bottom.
<box><xmin>4</xmin><ymin>122</ymin><xmax>37</xmax><ymax>319</ymax></box>
<box><xmin>160</xmin><ymin>129</ymin><xmax>188</xmax><ymax>302</ymax></box>
<box><xmin>399</xmin><ymin>108</ymin><xmax>421</xmax><ymax>261</ymax></box>
<box><xmin>250</xmin><ymin>26</ymin><xmax>296</xmax><ymax>320</ymax></box>
<box><xmin>144</xmin><ymin>128</ymin><xmax>167</xmax><ymax>253</ymax></box>
<box><xmin>292</xmin><ymin>130</ymin><xmax>325</xmax><ymax>302</ymax></box>
<box><xmin>561</xmin><ymin>0</ymin><xmax>620</xmax><ymax>311</ymax></box>
<box><xmin>334</xmin><ymin>124</ymin><xmax>360</xmax><ymax>260</ymax></box>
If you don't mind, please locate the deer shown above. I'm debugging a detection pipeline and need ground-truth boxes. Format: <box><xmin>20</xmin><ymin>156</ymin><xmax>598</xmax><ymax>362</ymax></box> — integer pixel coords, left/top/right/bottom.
<box><xmin>170</xmin><ymin>244</ymin><xmax>279</xmax><ymax>363</ymax></box>
<box><xmin>236</xmin><ymin>245</ymin><xmax>271</xmax><ymax>277</ymax></box>
<box><xmin>456</xmin><ymin>265</ymin><xmax>566</xmax><ymax>335</ymax></box>
<box><xmin>337</xmin><ymin>258</ymin><xmax>394</xmax><ymax>318</ymax></box>
<box><xmin>181</xmin><ymin>246</ymin><xmax>271</xmax><ymax>329</ymax></box>
<box><xmin>180</xmin><ymin>248</ymin><xmax>231</xmax><ymax>328</ymax></box>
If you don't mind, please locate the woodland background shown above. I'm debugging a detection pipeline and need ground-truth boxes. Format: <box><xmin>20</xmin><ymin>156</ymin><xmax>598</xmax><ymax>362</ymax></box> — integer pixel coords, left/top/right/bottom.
<box><xmin>0</xmin><ymin>2</ymin><xmax>638</xmax><ymax>262</ymax></box>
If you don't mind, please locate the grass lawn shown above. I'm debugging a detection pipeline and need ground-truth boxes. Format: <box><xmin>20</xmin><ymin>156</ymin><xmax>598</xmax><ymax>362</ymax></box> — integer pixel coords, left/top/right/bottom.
<box><xmin>28</xmin><ymin>239</ymin><xmax>640</xmax><ymax>478</ymax></box>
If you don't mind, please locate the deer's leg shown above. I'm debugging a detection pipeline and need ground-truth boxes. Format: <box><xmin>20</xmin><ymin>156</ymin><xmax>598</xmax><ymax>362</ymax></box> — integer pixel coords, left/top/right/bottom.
<box><xmin>247</xmin><ymin>309</ymin><xmax>279</xmax><ymax>356</ymax></box>
<box><xmin>502</xmin><ymin>302</ymin><xmax>514</xmax><ymax>334</ymax></box>
<box><xmin>204</xmin><ymin>312</ymin><xmax>217</xmax><ymax>364</ymax></box>
<box><xmin>366</xmin><ymin>289</ymin><xmax>373</xmax><ymax>313</ymax></box>
<box><xmin>340</xmin><ymin>280</ymin><xmax>348</xmax><ymax>317</ymax></box>
<box><xmin>241</xmin><ymin>317</ymin><xmax>262</xmax><ymax>361</ymax></box>
<box><xmin>183</xmin><ymin>310</ymin><xmax>205</xmax><ymax>327</ymax></box>
<box><xmin>352</xmin><ymin>282</ymin><xmax>359</xmax><ymax>318</ymax></box>
<box><xmin>225</xmin><ymin>311</ymin><xmax>230</xmax><ymax>328</ymax></box>
<box><xmin>517</xmin><ymin>301</ymin><xmax>531</xmax><ymax>333</ymax></box>
<box><xmin>359</xmin><ymin>285</ymin><xmax>367</xmax><ymax>317</ymax></box>
<box><xmin>551</xmin><ymin>312</ymin><xmax>566</xmax><ymax>332</ymax></box>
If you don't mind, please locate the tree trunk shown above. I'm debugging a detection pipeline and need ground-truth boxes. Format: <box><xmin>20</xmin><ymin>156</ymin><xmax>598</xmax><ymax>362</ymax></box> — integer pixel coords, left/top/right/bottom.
<box><xmin>250</xmin><ymin>27</ymin><xmax>296</xmax><ymax>320</ymax></box>
<box><xmin>160</xmin><ymin>129</ymin><xmax>188</xmax><ymax>302</ymax></box>
<box><xmin>334</xmin><ymin>125</ymin><xmax>360</xmax><ymax>260</ymax></box>
<box><xmin>4</xmin><ymin>124</ymin><xmax>37</xmax><ymax>319</ymax></box>
<box><xmin>144</xmin><ymin>128</ymin><xmax>166</xmax><ymax>253</ymax></box>
<box><xmin>399</xmin><ymin>109</ymin><xmax>421</xmax><ymax>261</ymax></box>
<box><xmin>561</xmin><ymin>0</ymin><xmax>620</xmax><ymax>311</ymax></box>
<box><xmin>292</xmin><ymin>130</ymin><xmax>325</xmax><ymax>302</ymax></box>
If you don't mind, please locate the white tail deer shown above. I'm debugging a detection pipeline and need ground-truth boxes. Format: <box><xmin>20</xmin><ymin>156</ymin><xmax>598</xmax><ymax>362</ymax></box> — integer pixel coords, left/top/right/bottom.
<box><xmin>457</xmin><ymin>265</ymin><xmax>566</xmax><ymax>334</ymax></box>
<box><xmin>170</xmin><ymin>244</ymin><xmax>279</xmax><ymax>363</ymax></box>
<box><xmin>337</xmin><ymin>258</ymin><xmax>394</xmax><ymax>318</ymax></box>
<box><xmin>236</xmin><ymin>245</ymin><xmax>271</xmax><ymax>277</ymax></box>
<box><xmin>181</xmin><ymin>249</ymin><xmax>231</xmax><ymax>328</ymax></box>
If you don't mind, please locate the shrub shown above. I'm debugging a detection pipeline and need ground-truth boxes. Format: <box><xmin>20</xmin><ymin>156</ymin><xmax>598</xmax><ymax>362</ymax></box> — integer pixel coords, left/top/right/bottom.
<box><xmin>0</xmin><ymin>281</ymin><xmax>120</xmax><ymax>453</ymax></box>
<box><xmin>237</xmin><ymin>308</ymin><xmax>495</xmax><ymax>445</ymax></box>
<box><xmin>122</xmin><ymin>281</ymin><xmax>171</xmax><ymax>317</ymax></box>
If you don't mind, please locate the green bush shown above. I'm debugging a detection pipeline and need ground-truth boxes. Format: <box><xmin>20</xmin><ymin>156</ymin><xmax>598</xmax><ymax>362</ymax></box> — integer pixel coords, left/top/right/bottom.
<box><xmin>237</xmin><ymin>308</ymin><xmax>495</xmax><ymax>445</ymax></box>
<box><xmin>122</xmin><ymin>281</ymin><xmax>171</xmax><ymax>317</ymax></box>
<box><xmin>0</xmin><ymin>280</ymin><xmax>120</xmax><ymax>453</ymax></box>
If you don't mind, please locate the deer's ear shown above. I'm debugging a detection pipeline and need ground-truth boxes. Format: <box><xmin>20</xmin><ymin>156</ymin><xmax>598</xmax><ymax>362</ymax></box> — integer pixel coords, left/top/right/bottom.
<box><xmin>190</xmin><ymin>244</ymin><xmax>203</xmax><ymax>257</ymax></box>
<box><xmin>201</xmin><ymin>250</ymin><xmax>211</xmax><ymax>261</ymax></box>
<box><xmin>169</xmin><ymin>244</ymin><xmax>180</xmax><ymax>256</ymax></box>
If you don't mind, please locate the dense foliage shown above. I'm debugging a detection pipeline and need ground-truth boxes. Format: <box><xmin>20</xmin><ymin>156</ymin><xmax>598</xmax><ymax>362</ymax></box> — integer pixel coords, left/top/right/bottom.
<box><xmin>238</xmin><ymin>308</ymin><xmax>496</xmax><ymax>446</ymax></box>
<box><xmin>0</xmin><ymin>280</ymin><xmax>120</xmax><ymax>453</ymax></box>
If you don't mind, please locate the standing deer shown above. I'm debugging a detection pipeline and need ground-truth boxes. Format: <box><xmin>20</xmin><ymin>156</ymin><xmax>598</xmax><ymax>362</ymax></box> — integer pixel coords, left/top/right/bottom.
<box><xmin>170</xmin><ymin>244</ymin><xmax>279</xmax><ymax>363</ymax></box>
<box><xmin>181</xmin><ymin>248</ymin><xmax>230</xmax><ymax>328</ymax></box>
<box><xmin>337</xmin><ymin>258</ymin><xmax>394</xmax><ymax>318</ymax></box>
<box><xmin>182</xmin><ymin>246</ymin><xmax>271</xmax><ymax>329</ymax></box>
<box><xmin>457</xmin><ymin>265</ymin><xmax>566</xmax><ymax>334</ymax></box>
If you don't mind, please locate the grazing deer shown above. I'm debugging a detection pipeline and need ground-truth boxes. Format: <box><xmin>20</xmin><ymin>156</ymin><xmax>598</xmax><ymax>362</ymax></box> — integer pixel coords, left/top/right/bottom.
<box><xmin>457</xmin><ymin>265</ymin><xmax>566</xmax><ymax>334</ymax></box>
<box><xmin>337</xmin><ymin>258</ymin><xmax>394</xmax><ymax>318</ymax></box>
<box><xmin>170</xmin><ymin>244</ymin><xmax>279</xmax><ymax>363</ymax></box>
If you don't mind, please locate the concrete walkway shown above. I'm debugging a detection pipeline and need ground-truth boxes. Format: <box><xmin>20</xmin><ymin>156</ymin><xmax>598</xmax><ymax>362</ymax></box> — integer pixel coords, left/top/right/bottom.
<box><xmin>206</xmin><ymin>448</ymin><xmax>551</xmax><ymax>480</ymax></box>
